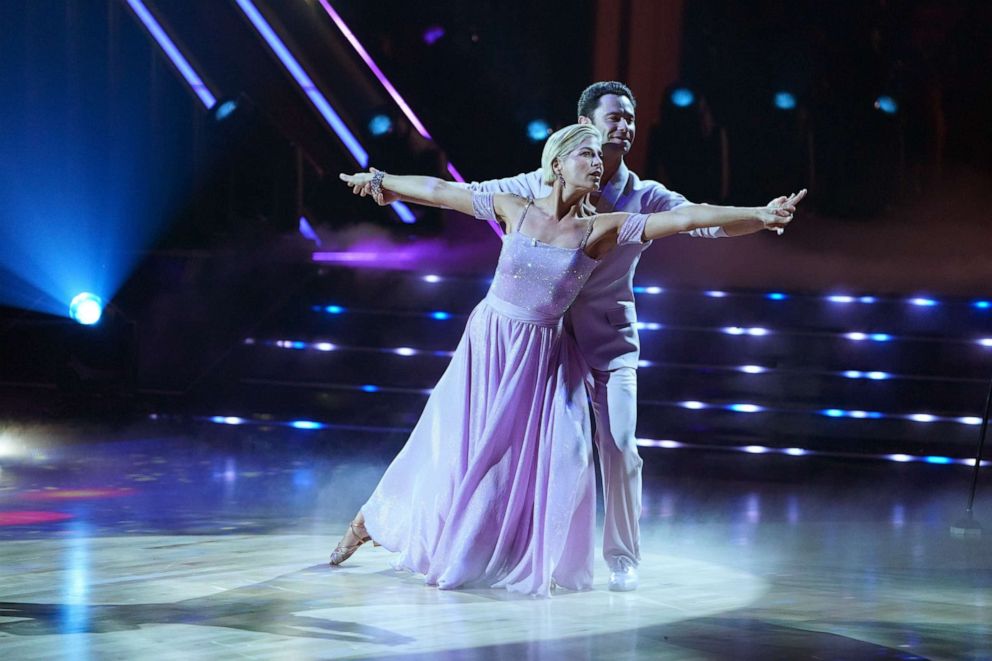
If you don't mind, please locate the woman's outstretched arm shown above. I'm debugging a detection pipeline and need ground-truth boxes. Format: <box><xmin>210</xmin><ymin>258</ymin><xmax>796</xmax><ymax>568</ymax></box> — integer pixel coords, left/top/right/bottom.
<box><xmin>340</xmin><ymin>168</ymin><xmax>523</xmax><ymax>226</ymax></box>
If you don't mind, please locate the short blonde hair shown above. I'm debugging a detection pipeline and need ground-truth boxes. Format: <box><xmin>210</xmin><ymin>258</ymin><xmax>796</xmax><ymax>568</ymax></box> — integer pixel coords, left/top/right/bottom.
<box><xmin>541</xmin><ymin>123</ymin><xmax>602</xmax><ymax>185</ymax></box>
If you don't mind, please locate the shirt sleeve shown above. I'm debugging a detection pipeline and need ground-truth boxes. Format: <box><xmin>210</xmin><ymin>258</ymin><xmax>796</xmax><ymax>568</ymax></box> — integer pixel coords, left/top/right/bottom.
<box><xmin>471</xmin><ymin>192</ymin><xmax>497</xmax><ymax>221</ymax></box>
<box><xmin>617</xmin><ymin>213</ymin><xmax>649</xmax><ymax>246</ymax></box>
<box><xmin>466</xmin><ymin>170</ymin><xmax>544</xmax><ymax>198</ymax></box>
<box><xmin>641</xmin><ymin>180</ymin><xmax>727</xmax><ymax>239</ymax></box>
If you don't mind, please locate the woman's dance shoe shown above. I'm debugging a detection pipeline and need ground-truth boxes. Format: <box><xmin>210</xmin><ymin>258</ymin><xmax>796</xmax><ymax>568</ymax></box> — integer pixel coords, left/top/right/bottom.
<box><xmin>329</xmin><ymin>520</ymin><xmax>376</xmax><ymax>566</ymax></box>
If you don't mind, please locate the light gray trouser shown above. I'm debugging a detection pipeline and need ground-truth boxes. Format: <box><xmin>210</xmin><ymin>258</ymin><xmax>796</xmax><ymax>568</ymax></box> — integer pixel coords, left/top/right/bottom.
<box><xmin>590</xmin><ymin>366</ymin><xmax>643</xmax><ymax>570</ymax></box>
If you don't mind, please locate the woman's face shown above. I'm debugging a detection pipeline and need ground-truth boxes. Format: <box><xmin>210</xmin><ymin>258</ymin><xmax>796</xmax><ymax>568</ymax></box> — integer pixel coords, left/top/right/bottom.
<box><xmin>557</xmin><ymin>136</ymin><xmax>604</xmax><ymax>192</ymax></box>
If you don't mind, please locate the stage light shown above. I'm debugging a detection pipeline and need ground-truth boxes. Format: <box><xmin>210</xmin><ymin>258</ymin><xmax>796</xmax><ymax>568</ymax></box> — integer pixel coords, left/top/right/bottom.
<box><xmin>784</xmin><ymin>448</ymin><xmax>807</xmax><ymax>456</ymax></box>
<box><xmin>828</xmin><ymin>295</ymin><xmax>855</xmax><ymax>303</ymax></box>
<box><xmin>743</xmin><ymin>445</ymin><xmax>770</xmax><ymax>453</ymax></box>
<box><xmin>774</xmin><ymin>92</ymin><xmax>797</xmax><ymax>110</ymax></box>
<box><xmin>290</xmin><ymin>420</ymin><xmax>324</xmax><ymax>430</ymax></box>
<box><xmin>908</xmin><ymin>414</ymin><xmax>937</xmax><ymax>423</ymax></box>
<box><xmin>669</xmin><ymin>87</ymin><xmax>695</xmax><ymax>107</ymax></box>
<box><xmin>870</xmin><ymin>333</ymin><xmax>892</xmax><ymax>342</ymax></box>
<box><xmin>361</xmin><ymin>384</ymin><xmax>379</xmax><ymax>393</ymax></box>
<box><xmin>874</xmin><ymin>96</ymin><xmax>899</xmax><ymax>114</ymax></box>
<box><xmin>430</xmin><ymin>311</ymin><xmax>451</xmax><ymax>320</ymax></box>
<box><xmin>767</xmin><ymin>292</ymin><xmax>788</xmax><ymax>301</ymax></box>
<box><xmin>960</xmin><ymin>417</ymin><xmax>982</xmax><ymax>425</ymax></box>
<box><xmin>325</xmin><ymin>305</ymin><xmax>344</xmax><ymax>314</ymax></box>
<box><xmin>859</xmin><ymin>296</ymin><xmax>877</xmax><ymax>304</ymax></box>
<box><xmin>739</xmin><ymin>365</ymin><xmax>767</xmax><ymax>374</ymax></box>
<box><xmin>394</xmin><ymin>347</ymin><xmax>416</xmax><ymax>356</ymax></box>
<box><xmin>909</xmin><ymin>297</ymin><xmax>937</xmax><ymax>307</ymax></box>
<box><xmin>69</xmin><ymin>293</ymin><xmax>103</xmax><ymax>326</ymax></box>
<box><xmin>974</xmin><ymin>300</ymin><xmax>991</xmax><ymax>310</ymax></box>
<box><xmin>980</xmin><ymin>339</ymin><xmax>992</xmax><ymax>347</ymax></box>
<box><xmin>423</xmin><ymin>274</ymin><xmax>442</xmax><ymax>283</ymax></box>
<box><xmin>645</xmin><ymin>286</ymin><xmax>663</xmax><ymax>294</ymax></box>
<box><xmin>315</xmin><ymin>342</ymin><xmax>336</xmax><ymax>351</ymax></box>
<box><xmin>705</xmin><ymin>290</ymin><xmax>727</xmax><ymax>298</ymax></box>
<box><xmin>681</xmin><ymin>401</ymin><xmax>706</xmax><ymax>410</ymax></box>
<box><xmin>866</xmin><ymin>371</ymin><xmax>891</xmax><ymax>380</ymax></box>
<box><xmin>210</xmin><ymin>416</ymin><xmax>245</xmax><ymax>425</ymax></box>
<box><xmin>729</xmin><ymin>404</ymin><xmax>763</xmax><ymax>413</ymax></box>
<box><xmin>527</xmin><ymin>120</ymin><xmax>552</xmax><ymax>142</ymax></box>
<box><xmin>368</xmin><ymin>113</ymin><xmax>393</xmax><ymax>137</ymax></box>
<box><xmin>422</xmin><ymin>25</ymin><xmax>445</xmax><ymax>45</ymax></box>
<box><xmin>723</xmin><ymin>327</ymin><xmax>745</xmax><ymax>335</ymax></box>
<box><xmin>822</xmin><ymin>409</ymin><xmax>846</xmax><ymax>417</ymax></box>
<box><xmin>214</xmin><ymin>99</ymin><xmax>239</xmax><ymax>122</ymax></box>
<box><xmin>925</xmin><ymin>456</ymin><xmax>952</xmax><ymax>465</ymax></box>
<box><xmin>887</xmin><ymin>454</ymin><xmax>913</xmax><ymax>462</ymax></box>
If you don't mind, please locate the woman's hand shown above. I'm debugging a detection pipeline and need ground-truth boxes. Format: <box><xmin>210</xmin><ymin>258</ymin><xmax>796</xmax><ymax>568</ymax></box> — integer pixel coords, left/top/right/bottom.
<box><xmin>339</xmin><ymin>168</ymin><xmax>392</xmax><ymax>205</ymax></box>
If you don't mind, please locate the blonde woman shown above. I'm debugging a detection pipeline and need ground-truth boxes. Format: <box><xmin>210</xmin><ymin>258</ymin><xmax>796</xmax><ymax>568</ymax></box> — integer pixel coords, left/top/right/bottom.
<box><xmin>332</xmin><ymin>124</ymin><xmax>798</xmax><ymax>596</ymax></box>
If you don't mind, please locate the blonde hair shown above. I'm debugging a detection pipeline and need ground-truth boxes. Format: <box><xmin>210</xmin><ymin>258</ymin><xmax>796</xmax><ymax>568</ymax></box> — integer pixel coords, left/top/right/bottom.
<box><xmin>540</xmin><ymin>123</ymin><xmax>602</xmax><ymax>185</ymax></box>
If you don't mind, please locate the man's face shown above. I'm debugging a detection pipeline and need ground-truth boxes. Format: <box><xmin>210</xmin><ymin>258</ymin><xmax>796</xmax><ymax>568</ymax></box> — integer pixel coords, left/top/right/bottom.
<box><xmin>588</xmin><ymin>94</ymin><xmax>635</xmax><ymax>154</ymax></box>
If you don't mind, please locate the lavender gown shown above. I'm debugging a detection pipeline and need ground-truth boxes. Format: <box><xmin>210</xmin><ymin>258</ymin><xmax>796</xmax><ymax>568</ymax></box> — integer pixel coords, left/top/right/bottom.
<box><xmin>361</xmin><ymin>198</ymin><xmax>649</xmax><ymax>597</ymax></box>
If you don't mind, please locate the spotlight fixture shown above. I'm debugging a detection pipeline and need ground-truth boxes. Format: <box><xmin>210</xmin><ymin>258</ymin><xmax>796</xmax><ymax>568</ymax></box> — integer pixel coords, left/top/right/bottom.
<box><xmin>69</xmin><ymin>293</ymin><xmax>103</xmax><ymax>326</ymax></box>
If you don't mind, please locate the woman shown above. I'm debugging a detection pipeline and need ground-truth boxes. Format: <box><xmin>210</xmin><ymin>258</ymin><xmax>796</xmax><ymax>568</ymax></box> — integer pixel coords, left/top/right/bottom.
<box><xmin>332</xmin><ymin>124</ymin><xmax>797</xmax><ymax>596</ymax></box>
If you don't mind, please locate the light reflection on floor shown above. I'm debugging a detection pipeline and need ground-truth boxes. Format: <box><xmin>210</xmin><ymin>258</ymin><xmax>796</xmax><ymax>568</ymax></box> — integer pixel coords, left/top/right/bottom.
<box><xmin>0</xmin><ymin>420</ymin><xmax>989</xmax><ymax>660</ymax></box>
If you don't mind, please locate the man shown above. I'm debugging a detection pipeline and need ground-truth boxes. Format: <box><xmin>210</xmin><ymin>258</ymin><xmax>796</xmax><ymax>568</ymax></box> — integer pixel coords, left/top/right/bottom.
<box><xmin>363</xmin><ymin>81</ymin><xmax>799</xmax><ymax>592</ymax></box>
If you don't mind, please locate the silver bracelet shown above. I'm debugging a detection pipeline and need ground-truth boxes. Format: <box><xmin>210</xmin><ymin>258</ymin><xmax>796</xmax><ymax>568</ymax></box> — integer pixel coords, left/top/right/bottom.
<box><xmin>370</xmin><ymin>170</ymin><xmax>386</xmax><ymax>198</ymax></box>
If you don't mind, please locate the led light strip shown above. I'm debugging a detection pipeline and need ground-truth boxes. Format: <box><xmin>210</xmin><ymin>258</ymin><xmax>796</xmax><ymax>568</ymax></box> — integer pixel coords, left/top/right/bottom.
<box><xmin>232</xmin><ymin>0</ymin><xmax>415</xmax><ymax>223</ymax></box>
<box><xmin>305</xmin><ymin>303</ymin><xmax>992</xmax><ymax>347</ymax></box>
<box><xmin>247</xmin><ymin>336</ymin><xmax>986</xmax><ymax>384</ymax></box>
<box><xmin>124</xmin><ymin>0</ymin><xmax>217</xmax><ymax>108</ymax></box>
<box><xmin>312</xmin><ymin>1</ymin><xmax>506</xmax><ymax>233</ymax></box>
<box><xmin>386</xmin><ymin>273</ymin><xmax>989</xmax><ymax>310</ymax></box>
<box><xmin>183</xmin><ymin>413</ymin><xmax>990</xmax><ymax>468</ymax></box>
<box><xmin>236</xmin><ymin>369</ymin><xmax>985</xmax><ymax>427</ymax></box>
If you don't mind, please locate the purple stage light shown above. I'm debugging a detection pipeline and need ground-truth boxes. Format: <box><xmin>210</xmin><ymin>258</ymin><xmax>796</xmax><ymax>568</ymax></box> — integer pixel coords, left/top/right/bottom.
<box><xmin>422</xmin><ymin>25</ymin><xmax>446</xmax><ymax>45</ymax></box>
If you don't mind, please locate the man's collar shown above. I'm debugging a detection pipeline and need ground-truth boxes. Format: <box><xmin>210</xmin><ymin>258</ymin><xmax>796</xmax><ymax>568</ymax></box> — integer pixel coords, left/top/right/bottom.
<box><xmin>595</xmin><ymin>160</ymin><xmax>630</xmax><ymax>213</ymax></box>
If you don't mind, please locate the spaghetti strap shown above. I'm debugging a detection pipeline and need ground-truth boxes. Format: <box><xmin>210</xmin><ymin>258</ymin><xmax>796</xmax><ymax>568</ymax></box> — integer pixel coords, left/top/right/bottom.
<box><xmin>578</xmin><ymin>217</ymin><xmax>595</xmax><ymax>251</ymax></box>
<box><xmin>515</xmin><ymin>198</ymin><xmax>534</xmax><ymax>233</ymax></box>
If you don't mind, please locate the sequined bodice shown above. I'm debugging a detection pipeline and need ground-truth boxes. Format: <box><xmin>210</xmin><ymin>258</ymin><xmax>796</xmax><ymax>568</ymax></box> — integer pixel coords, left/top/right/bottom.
<box><xmin>487</xmin><ymin>232</ymin><xmax>598</xmax><ymax>320</ymax></box>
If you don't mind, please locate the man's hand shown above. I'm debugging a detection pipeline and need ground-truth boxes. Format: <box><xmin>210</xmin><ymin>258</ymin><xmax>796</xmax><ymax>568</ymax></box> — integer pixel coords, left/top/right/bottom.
<box><xmin>763</xmin><ymin>188</ymin><xmax>807</xmax><ymax>234</ymax></box>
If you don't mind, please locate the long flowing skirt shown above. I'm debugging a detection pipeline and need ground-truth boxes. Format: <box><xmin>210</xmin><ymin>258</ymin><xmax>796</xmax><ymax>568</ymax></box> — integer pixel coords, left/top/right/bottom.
<box><xmin>361</xmin><ymin>295</ymin><xmax>595</xmax><ymax>597</ymax></box>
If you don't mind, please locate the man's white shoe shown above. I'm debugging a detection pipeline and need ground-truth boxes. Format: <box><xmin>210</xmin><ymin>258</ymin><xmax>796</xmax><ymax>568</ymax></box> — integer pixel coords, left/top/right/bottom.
<box><xmin>608</xmin><ymin>562</ymin><xmax>639</xmax><ymax>592</ymax></box>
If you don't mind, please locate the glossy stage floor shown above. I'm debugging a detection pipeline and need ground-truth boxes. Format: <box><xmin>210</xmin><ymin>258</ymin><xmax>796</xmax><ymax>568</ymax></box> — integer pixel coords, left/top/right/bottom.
<box><xmin>1</xmin><ymin>419</ymin><xmax>990</xmax><ymax>660</ymax></box>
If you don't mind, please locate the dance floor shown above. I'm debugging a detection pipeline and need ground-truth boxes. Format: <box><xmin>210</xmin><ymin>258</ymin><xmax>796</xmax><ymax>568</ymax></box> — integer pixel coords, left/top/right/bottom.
<box><xmin>1</xmin><ymin>420</ymin><xmax>989</xmax><ymax>660</ymax></box>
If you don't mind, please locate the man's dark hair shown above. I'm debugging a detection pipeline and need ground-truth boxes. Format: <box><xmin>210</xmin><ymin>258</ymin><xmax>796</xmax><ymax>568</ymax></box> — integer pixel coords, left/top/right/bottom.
<box><xmin>577</xmin><ymin>81</ymin><xmax>636</xmax><ymax>119</ymax></box>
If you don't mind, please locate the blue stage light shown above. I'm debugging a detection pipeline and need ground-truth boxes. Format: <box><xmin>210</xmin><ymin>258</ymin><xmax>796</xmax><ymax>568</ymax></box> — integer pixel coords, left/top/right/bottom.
<box><xmin>361</xmin><ymin>384</ymin><xmax>379</xmax><ymax>393</ymax></box>
<box><xmin>214</xmin><ymin>99</ymin><xmax>239</xmax><ymax>121</ymax></box>
<box><xmin>870</xmin><ymin>333</ymin><xmax>892</xmax><ymax>342</ymax></box>
<box><xmin>874</xmin><ymin>95</ymin><xmax>898</xmax><ymax>114</ymax></box>
<box><xmin>69</xmin><ymin>293</ymin><xmax>103</xmax><ymax>326</ymax></box>
<box><xmin>822</xmin><ymin>409</ymin><xmax>846</xmax><ymax>418</ymax></box>
<box><xmin>430</xmin><ymin>311</ymin><xmax>451</xmax><ymax>320</ymax></box>
<box><xmin>290</xmin><ymin>420</ymin><xmax>324</xmax><ymax>430</ymax></box>
<box><xmin>325</xmin><ymin>305</ymin><xmax>345</xmax><ymax>314</ymax></box>
<box><xmin>368</xmin><ymin>113</ymin><xmax>393</xmax><ymax>136</ymax></box>
<box><xmin>767</xmin><ymin>292</ymin><xmax>788</xmax><ymax>301</ymax></box>
<box><xmin>909</xmin><ymin>297</ymin><xmax>937</xmax><ymax>307</ymax></box>
<box><xmin>774</xmin><ymin>92</ymin><xmax>796</xmax><ymax>110</ymax></box>
<box><xmin>924</xmin><ymin>456</ymin><xmax>952</xmax><ymax>465</ymax></box>
<box><xmin>975</xmin><ymin>301</ymin><xmax>991</xmax><ymax>310</ymax></box>
<box><xmin>670</xmin><ymin>88</ymin><xmax>695</xmax><ymax>107</ymax></box>
<box><xmin>729</xmin><ymin>404</ymin><xmax>763</xmax><ymax>413</ymax></box>
<box><xmin>527</xmin><ymin>120</ymin><xmax>551</xmax><ymax>142</ymax></box>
